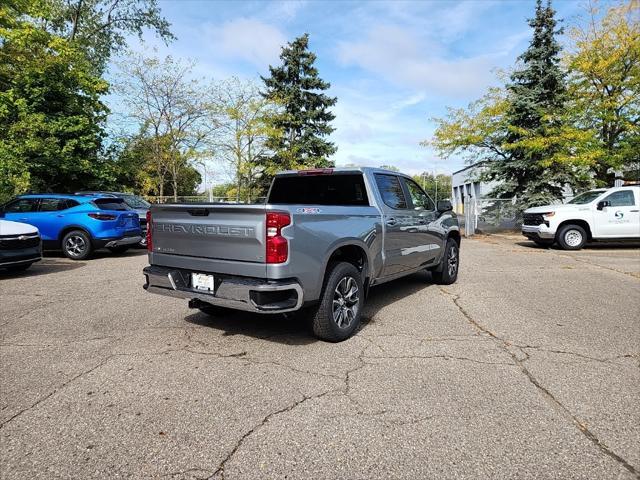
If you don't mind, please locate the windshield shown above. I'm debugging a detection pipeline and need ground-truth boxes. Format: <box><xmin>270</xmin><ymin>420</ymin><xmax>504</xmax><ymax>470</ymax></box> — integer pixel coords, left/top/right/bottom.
<box><xmin>122</xmin><ymin>195</ymin><xmax>151</xmax><ymax>209</ymax></box>
<box><xmin>567</xmin><ymin>190</ymin><xmax>603</xmax><ymax>205</ymax></box>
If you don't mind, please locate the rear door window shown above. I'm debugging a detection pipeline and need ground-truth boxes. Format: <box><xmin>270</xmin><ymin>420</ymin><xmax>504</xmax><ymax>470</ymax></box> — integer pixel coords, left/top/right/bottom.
<box><xmin>38</xmin><ymin>198</ymin><xmax>70</xmax><ymax>211</ymax></box>
<box><xmin>374</xmin><ymin>174</ymin><xmax>408</xmax><ymax>210</ymax></box>
<box><xmin>268</xmin><ymin>174</ymin><xmax>369</xmax><ymax>206</ymax></box>
<box><xmin>603</xmin><ymin>190</ymin><xmax>636</xmax><ymax>207</ymax></box>
<box><xmin>93</xmin><ymin>198</ymin><xmax>129</xmax><ymax>211</ymax></box>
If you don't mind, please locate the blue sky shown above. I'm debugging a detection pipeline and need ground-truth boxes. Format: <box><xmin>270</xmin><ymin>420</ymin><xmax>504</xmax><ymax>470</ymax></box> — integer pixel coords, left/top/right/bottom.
<box><xmin>110</xmin><ymin>0</ymin><xmax>600</xmax><ymax>178</ymax></box>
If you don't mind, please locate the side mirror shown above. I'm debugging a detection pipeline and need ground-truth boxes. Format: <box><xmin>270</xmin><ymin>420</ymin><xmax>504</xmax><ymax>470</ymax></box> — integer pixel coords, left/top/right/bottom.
<box><xmin>437</xmin><ymin>200</ymin><xmax>453</xmax><ymax>213</ymax></box>
<box><xmin>597</xmin><ymin>200</ymin><xmax>610</xmax><ymax>211</ymax></box>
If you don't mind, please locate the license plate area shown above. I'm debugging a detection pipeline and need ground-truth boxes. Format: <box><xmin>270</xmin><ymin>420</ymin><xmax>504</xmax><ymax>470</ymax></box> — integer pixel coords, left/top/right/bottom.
<box><xmin>191</xmin><ymin>273</ymin><xmax>215</xmax><ymax>292</ymax></box>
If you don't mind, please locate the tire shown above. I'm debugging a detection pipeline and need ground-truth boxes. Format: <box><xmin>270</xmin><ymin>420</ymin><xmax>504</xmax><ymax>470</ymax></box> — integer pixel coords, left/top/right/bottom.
<box><xmin>533</xmin><ymin>240</ymin><xmax>553</xmax><ymax>248</ymax></box>
<box><xmin>557</xmin><ymin>224</ymin><xmax>587</xmax><ymax>250</ymax></box>
<box><xmin>431</xmin><ymin>238</ymin><xmax>460</xmax><ymax>285</ymax></box>
<box><xmin>311</xmin><ymin>262</ymin><xmax>364</xmax><ymax>342</ymax></box>
<box><xmin>108</xmin><ymin>246</ymin><xmax>130</xmax><ymax>254</ymax></box>
<box><xmin>6</xmin><ymin>263</ymin><xmax>31</xmax><ymax>273</ymax></box>
<box><xmin>61</xmin><ymin>230</ymin><xmax>92</xmax><ymax>260</ymax></box>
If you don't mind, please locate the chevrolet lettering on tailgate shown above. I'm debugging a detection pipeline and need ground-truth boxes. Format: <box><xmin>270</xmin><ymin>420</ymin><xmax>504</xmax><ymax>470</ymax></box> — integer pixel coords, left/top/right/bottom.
<box><xmin>156</xmin><ymin>223</ymin><xmax>255</xmax><ymax>237</ymax></box>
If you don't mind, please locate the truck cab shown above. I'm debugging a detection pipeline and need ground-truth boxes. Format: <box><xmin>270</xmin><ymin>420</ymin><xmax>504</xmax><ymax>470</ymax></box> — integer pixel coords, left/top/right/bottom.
<box><xmin>143</xmin><ymin>167</ymin><xmax>461</xmax><ymax>341</ymax></box>
<box><xmin>522</xmin><ymin>186</ymin><xmax>640</xmax><ymax>249</ymax></box>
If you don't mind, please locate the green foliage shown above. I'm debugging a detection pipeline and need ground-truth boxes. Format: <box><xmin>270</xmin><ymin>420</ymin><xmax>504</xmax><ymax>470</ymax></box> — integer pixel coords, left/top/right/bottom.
<box><xmin>411</xmin><ymin>173</ymin><xmax>452</xmax><ymax>202</ymax></box>
<box><xmin>0</xmin><ymin>0</ymin><xmax>174</xmax><ymax>202</ymax></box>
<box><xmin>565</xmin><ymin>1</ymin><xmax>640</xmax><ymax>182</ymax></box>
<box><xmin>428</xmin><ymin>0</ymin><xmax>602</xmax><ymax>209</ymax></box>
<box><xmin>0</xmin><ymin>0</ymin><xmax>108</xmax><ymax>200</ymax></box>
<box><xmin>487</xmin><ymin>0</ymin><xmax>579</xmax><ymax>207</ymax></box>
<box><xmin>261</xmin><ymin>33</ymin><xmax>337</xmax><ymax>185</ymax></box>
<box><xmin>43</xmin><ymin>0</ymin><xmax>174</xmax><ymax>74</ymax></box>
<box><xmin>212</xmin><ymin>78</ymin><xmax>278</xmax><ymax>202</ymax></box>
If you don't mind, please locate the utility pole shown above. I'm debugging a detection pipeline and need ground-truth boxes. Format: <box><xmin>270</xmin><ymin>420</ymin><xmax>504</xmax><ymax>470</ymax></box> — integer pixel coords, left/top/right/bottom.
<box><xmin>434</xmin><ymin>170</ymin><xmax>438</xmax><ymax>202</ymax></box>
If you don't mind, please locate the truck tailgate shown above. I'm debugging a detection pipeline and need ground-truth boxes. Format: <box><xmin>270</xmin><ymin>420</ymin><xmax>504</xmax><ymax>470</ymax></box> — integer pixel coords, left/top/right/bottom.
<box><xmin>151</xmin><ymin>204</ymin><xmax>266</xmax><ymax>263</ymax></box>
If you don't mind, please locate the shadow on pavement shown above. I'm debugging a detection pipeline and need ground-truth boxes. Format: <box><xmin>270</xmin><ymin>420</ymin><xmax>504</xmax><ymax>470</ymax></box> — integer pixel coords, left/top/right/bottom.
<box><xmin>516</xmin><ymin>240</ymin><xmax>640</xmax><ymax>250</ymax></box>
<box><xmin>184</xmin><ymin>270</ymin><xmax>435</xmax><ymax>344</ymax></box>
<box><xmin>0</xmin><ymin>258</ymin><xmax>85</xmax><ymax>279</ymax></box>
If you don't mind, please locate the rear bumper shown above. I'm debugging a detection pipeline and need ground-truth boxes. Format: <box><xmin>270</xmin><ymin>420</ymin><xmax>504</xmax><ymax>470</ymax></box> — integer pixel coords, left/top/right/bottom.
<box><xmin>142</xmin><ymin>265</ymin><xmax>304</xmax><ymax>314</ymax></box>
<box><xmin>94</xmin><ymin>235</ymin><xmax>142</xmax><ymax>249</ymax></box>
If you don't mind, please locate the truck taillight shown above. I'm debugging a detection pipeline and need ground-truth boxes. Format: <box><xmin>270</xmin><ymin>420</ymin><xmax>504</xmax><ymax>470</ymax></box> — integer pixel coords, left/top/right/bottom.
<box><xmin>146</xmin><ymin>210</ymin><xmax>153</xmax><ymax>252</ymax></box>
<box><xmin>266</xmin><ymin>212</ymin><xmax>290</xmax><ymax>264</ymax></box>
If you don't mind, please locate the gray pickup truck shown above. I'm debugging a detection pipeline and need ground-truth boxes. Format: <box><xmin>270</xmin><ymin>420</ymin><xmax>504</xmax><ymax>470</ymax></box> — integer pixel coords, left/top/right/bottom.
<box><xmin>143</xmin><ymin>167</ymin><xmax>460</xmax><ymax>341</ymax></box>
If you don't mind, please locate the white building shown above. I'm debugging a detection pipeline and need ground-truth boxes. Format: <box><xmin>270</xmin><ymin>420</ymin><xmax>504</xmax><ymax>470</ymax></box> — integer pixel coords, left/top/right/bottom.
<box><xmin>451</xmin><ymin>163</ymin><xmax>497</xmax><ymax>214</ymax></box>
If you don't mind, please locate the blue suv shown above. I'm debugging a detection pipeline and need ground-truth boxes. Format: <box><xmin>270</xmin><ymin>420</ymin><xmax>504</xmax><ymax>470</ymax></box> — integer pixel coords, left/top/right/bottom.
<box><xmin>0</xmin><ymin>194</ymin><xmax>142</xmax><ymax>260</ymax></box>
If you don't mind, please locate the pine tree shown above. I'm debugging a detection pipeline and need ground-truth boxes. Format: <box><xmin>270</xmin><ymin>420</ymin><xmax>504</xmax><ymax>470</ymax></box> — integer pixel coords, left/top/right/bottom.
<box><xmin>484</xmin><ymin>0</ymin><xmax>577</xmax><ymax>206</ymax></box>
<box><xmin>261</xmin><ymin>34</ymin><xmax>337</xmax><ymax>178</ymax></box>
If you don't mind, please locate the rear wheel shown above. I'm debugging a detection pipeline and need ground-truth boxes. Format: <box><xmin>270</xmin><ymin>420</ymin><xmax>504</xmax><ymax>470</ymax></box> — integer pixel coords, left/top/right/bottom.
<box><xmin>311</xmin><ymin>262</ymin><xmax>364</xmax><ymax>342</ymax></box>
<box><xmin>108</xmin><ymin>246</ymin><xmax>130</xmax><ymax>254</ymax></box>
<box><xmin>431</xmin><ymin>238</ymin><xmax>459</xmax><ymax>285</ymax></box>
<box><xmin>61</xmin><ymin>230</ymin><xmax>92</xmax><ymax>260</ymax></box>
<box><xmin>557</xmin><ymin>224</ymin><xmax>587</xmax><ymax>250</ymax></box>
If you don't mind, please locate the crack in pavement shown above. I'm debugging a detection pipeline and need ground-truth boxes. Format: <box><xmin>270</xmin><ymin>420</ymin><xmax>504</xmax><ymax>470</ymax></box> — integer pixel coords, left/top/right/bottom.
<box><xmin>207</xmin><ymin>344</ymin><xmax>370</xmax><ymax>480</ymax></box>
<box><xmin>517</xmin><ymin>345</ymin><xmax>640</xmax><ymax>366</ymax></box>
<box><xmin>439</xmin><ymin>287</ymin><xmax>640</xmax><ymax>478</ymax></box>
<box><xmin>0</xmin><ymin>355</ymin><xmax>113</xmax><ymax>430</ymax></box>
<box><xmin>207</xmin><ymin>389</ymin><xmax>334</xmax><ymax>480</ymax></box>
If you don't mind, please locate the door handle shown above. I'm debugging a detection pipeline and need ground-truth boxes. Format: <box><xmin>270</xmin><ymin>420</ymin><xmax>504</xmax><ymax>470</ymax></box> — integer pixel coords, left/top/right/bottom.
<box><xmin>418</xmin><ymin>218</ymin><xmax>427</xmax><ymax>224</ymax></box>
<box><xmin>386</xmin><ymin>218</ymin><xmax>397</xmax><ymax>226</ymax></box>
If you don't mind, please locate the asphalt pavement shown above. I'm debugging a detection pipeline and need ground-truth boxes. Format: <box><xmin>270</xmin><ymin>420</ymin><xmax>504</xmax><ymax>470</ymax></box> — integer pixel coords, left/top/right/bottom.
<box><xmin>1</xmin><ymin>236</ymin><xmax>639</xmax><ymax>479</ymax></box>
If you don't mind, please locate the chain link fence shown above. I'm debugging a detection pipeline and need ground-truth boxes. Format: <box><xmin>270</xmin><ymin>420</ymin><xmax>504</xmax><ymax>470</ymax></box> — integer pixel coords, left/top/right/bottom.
<box><xmin>463</xmin><ymin>197</ymin><xmax>522</xmax><ymax>237</ymax></box>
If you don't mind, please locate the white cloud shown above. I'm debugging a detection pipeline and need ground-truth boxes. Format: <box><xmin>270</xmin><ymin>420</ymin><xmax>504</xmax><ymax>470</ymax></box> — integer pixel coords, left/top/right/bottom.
<box><xmin>204</xmin><ymin>18</ymin><xmax>286</xmax><ymax>69</ymax></box>
<box><xmin>337</xmin><ymin>25</ymin><xmax>497</xmax><ymax>98</ymax></box>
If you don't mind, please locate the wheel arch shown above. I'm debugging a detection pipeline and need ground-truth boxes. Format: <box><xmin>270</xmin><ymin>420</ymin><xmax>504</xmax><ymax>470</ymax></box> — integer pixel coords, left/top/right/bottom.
<box><xmin>556</xmin><ymin>219</ymin><xmax>592</xmax><ymax>241</ymax></box>
<box><xmin>58</xmin><ymin>225</ymin><xmax>93</xmax><ymax>247</ymax></box>
<box><xmin>322</xmin><ymin>241</ymin><xmax>371</xmax><ymax>294</ymax></box>
<box><xmin>447</xmin><ymin>229</ymin><xmax>461</xmax><ymax>246</ymax></box>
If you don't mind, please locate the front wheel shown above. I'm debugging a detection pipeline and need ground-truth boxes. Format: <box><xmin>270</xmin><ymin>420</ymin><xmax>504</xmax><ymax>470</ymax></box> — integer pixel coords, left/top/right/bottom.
<box><xmin>557</xmin><ymin>224</ymin><xmax>587</xmax><ymax>250</ymax></box>
<box><xmin>431</xmin><ymin>238</ymin><xmax>459</xmax><ymax>285</ymax></box>
<box><xmin>61</xmin><ymin>230</ymin><xmax>92</xmax><ymax>260</ymax></box>
<box><xmin>311</xmin><ymin>262</ymin><xmax>364</xmax><ymax>342</ymax></box>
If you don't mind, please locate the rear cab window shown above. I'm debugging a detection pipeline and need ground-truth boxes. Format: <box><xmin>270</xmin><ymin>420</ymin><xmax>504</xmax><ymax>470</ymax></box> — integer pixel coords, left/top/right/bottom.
<box><xmin>269</xmin><ymin>173</ymin><xmax>369</xmax><ymax>206</ymax></box>
<box><xmin>93</xmin><ymin>198</ymin><xmax>129</xmax><ymax>211</ymax></box>
<box><xmin>38</xmin><ymin>198</ymin><xmax>79</xmax><ymax>211</ymax></box>
<box><xmin>374</xmin><ymin>174</ymin><xmax>408</xmax><ymax>210</ymax></box>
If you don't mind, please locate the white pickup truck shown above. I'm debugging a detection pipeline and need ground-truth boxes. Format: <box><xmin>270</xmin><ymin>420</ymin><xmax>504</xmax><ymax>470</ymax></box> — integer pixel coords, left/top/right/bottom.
<box><xmin>522</xmin><ymin>186</ymin><xmax>640</xmax><ymax>250</ymax></box>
